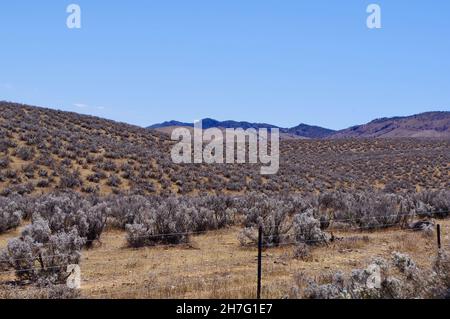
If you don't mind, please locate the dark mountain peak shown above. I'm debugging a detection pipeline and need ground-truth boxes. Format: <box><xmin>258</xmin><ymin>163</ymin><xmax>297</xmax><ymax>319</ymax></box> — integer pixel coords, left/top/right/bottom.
<box><xmin>284</xmin><ymin>123</ymin><xmax>336</xmax><ymax>139</ymax></box>
<box><xmin>200</xmin><ymin>118</ymin><xmax>223</xmax><ymax>128</ymax></box>
<box><xmin>148</xmin><ymin>118</ymin><xmax>279</xmax><ymax>130</ymax></box>
<box><xmin>148</xmin><ymin>120</ymin><xmax>192</xmax><ymax>129</ymax></box>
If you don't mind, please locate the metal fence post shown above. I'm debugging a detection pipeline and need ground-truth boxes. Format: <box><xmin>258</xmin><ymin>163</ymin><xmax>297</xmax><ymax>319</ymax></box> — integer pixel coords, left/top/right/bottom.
<box><xmin>257</xmin><ymin>226</ymin><xmax>263</xmax><ymax>299</ymax></box>
<box><xmin>437</xmin><ymin>224</ymin><xmax>441</xmax><ymax>250</ymax></box>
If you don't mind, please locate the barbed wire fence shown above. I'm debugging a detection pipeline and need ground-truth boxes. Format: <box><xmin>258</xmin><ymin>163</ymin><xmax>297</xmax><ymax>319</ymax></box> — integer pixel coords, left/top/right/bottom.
<box><xmin>0</xmin><ymin>210</ymin><xmax>448</xmax><ymax>299</ymax></box>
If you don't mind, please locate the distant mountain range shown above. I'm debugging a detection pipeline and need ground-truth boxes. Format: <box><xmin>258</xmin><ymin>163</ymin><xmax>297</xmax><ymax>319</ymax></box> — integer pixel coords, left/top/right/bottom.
<box><xmin>148</xmin><ymin>111</ymin><xmax>450</xmax><ymax>139</ymax></box>
<box><xmin>149</xmin><ymin>118</ymin><xmax>335</xmax><ymax>139</ymax></box>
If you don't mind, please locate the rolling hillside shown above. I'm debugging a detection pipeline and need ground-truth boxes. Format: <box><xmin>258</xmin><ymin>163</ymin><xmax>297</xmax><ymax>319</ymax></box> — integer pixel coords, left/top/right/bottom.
<box><xmin>1</xmin><ymin>102</ymin><xmax>449</xmax><ymax>197</ymax></box>
<box><xmin>329</xmin><ymin>112</ymin><xmax>450</xmax><ymax>139</ymax></box>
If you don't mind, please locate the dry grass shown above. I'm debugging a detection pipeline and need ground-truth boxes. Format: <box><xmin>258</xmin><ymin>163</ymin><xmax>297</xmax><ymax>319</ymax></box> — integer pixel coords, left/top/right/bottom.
<box><xmin>2</xmin><ymin>221</ymin><xmax>445</xmax><ymax>299</ymax></box>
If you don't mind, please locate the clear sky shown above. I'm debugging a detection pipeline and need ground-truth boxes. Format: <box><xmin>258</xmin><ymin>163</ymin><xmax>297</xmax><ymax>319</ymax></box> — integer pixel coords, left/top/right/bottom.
<box><xmin>1</xmin><ymin>1</ymin><xmax>449</xmax><ymax>130</ymax></box>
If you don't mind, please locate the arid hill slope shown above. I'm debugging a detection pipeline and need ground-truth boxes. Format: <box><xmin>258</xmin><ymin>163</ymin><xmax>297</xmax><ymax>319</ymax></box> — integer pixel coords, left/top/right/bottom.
<box><xmin>1</xmin><ymin>102</ymin><xmax>449</xmax><ymax>196</ymax></box>
<box><xmin>330</xmin><ymin>112</ymin><xmax>450</xmax><ymax>139</ymax></box>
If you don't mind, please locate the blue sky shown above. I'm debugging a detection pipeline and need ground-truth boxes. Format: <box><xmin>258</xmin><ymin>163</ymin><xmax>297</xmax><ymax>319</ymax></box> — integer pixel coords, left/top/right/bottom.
<box><xmin>0</xmin><ymin>1</ymin><xmax>449</xmax><ymax>130</ymax></box>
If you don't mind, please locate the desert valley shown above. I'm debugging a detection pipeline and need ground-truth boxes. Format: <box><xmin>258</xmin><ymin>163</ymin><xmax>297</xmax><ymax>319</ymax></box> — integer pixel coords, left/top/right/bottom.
<box><xmin>0</xmin><ymin>101</ymin><xmax>449</xmax><ymax>299</ymax></box>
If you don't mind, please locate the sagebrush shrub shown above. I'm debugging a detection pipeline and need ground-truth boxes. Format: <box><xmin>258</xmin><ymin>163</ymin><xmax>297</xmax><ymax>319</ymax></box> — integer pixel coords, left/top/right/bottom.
<box><xmin>238</xmin><ymin>194</ymin><xmax>294</xmax><ymax>247</ymax></box>
<box><xmin>0</xmin><ymin>196</ymin><xmax>24</xmax><ymax>233</ymax></box>
<box><xmin>15</xmin><ymin>146</ymin><xmax>35</xmax><ymax>161</ymax></box>
<box><xmin>107</xmin><ymin>195</ymin><xmax>155</xmax><ymax>229</ymax></box>
<box><xmin>0</xmin><ymin>156</ymin><xmax>10</xmax><ymax>168</ymax></box>
<box><xmin>126</xmin><ymin>198</ymin><xmax>191</xmax><ymax>247</ymax></box>
<box><xmin>293</xmin><ymin>209</ymin><xmax>329</xmax><ymax>245</ymax></box>
<box><xmin>109</xmin><ymin>195</ymin><xmax>236</xmax><ymax>236</ymax></box>
<box><xmin>1</xmin><ymin>214</ymin><xmax>86</xmax><ymax>283</ymax></box>
<box><xmin>433</xmin><ymin>250</ymin><xmax>450</xmax><ymax>298</ymax></box>
<box><xmin>331</xmin><ymin>192</ymin><xmax>413</xmax><ymax>229</ymax></box>
<box><xmin>4</xmin><ymin>234</ymin><xmax>84</xmax><ymax>284</ymax></box>
<box><xmin>58</xmin><ymin>170</ymin><xmax>82</xmax><ymax>189</ymax></box>
<box><xmin>291</xmin><ymin>250</ymin><xmax>450</xmax><ymax>299</ymax></box>
<box><xmin>413</xmin><ymin>190</ymin><xmax>450</xmax><ymax>218</ymax></box>
<box><xmin>197</xmin><ymin>195</ymin><xmax>237</xmax><ymax>229</ymax></box>
<box><xmin>107</xmin><ymin>174</ymin><xmax>122</xmax><ymax>187</ymax></box>
<box><xmin>30</xmin><ymin>192</ymin><xmax>108</xmax><ymax>246</ymax></box>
